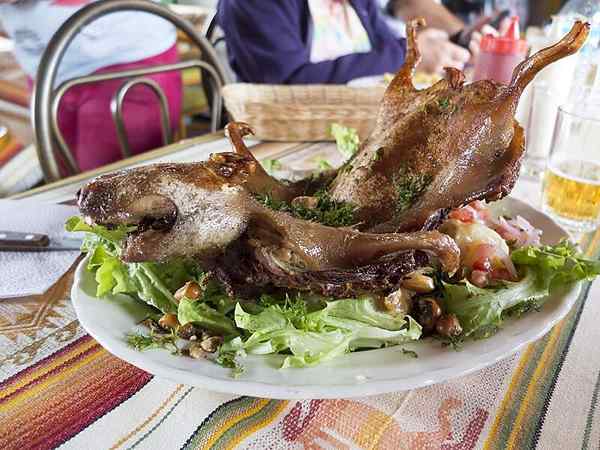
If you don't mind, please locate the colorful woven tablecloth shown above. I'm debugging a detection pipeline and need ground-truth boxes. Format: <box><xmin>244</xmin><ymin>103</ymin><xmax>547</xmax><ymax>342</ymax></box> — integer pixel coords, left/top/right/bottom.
<box><xmin>1</xmin><ymin>266</ymin><xmax>599</xmax><ymax>449</ymax></box>
<box><xmin>2</xmin><ymin>140</ymin><xmax>600</xmax><ymax>450</ymax></box>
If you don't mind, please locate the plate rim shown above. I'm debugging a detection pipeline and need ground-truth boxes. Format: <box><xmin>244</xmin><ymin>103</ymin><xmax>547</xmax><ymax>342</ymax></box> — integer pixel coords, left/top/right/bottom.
<box><xmin>71</xmin><ymin>197</ymin><xmax>582</xmax><ymax>399</ymax></box>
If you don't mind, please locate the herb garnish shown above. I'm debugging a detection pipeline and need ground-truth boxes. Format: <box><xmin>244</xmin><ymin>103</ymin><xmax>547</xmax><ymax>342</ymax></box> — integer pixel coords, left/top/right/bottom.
<box><xmin>255</xmin><ymin>190</ymin><xmax>357</xmax><ymax>227</ymax></box>
<box><xmin>126</xmin><ymin>328</ymin><xmax>181</xmax><ymax>355</ymax></box>
<box><xmin>393</xmin><ymin>169</ymin><xmax>432</xmax><ymax>213</ymax></box>
<box><xmin>436</xmin><ymin>334</ymin><xmax>464</xmax><ymax>351</ymax></box>
<box><xmin>438</xmin><ymin>97</ymin><xmax>451</xmax><ymax>110</ymax></box>
<box><xmin>216</xmin><ymin>348</ymin><xmax>246</xmax><ymax>378</ymax></box>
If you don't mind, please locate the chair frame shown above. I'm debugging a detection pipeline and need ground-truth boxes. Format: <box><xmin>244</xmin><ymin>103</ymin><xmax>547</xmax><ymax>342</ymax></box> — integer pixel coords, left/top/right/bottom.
<box><xmin>33</xmin><ymin>0</ymin><xmax>231</xmax><ymax>182</ymax></box>
<box><xmin>110</xmin><ymin>77</ymin><xmax>172</xmax><ymax>159</ymax></box>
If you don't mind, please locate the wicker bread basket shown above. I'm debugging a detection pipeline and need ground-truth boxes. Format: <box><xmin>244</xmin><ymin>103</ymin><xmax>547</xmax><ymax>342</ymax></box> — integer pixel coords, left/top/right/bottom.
<box><xmin>222</xmin><ymin>83</ymin><xmax>387</xmax><ymax>141</ymax></box>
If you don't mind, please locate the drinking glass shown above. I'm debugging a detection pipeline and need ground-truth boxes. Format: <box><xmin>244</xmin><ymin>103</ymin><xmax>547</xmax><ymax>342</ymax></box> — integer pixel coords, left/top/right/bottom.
<box><xmin>541</xmin><ymin>105</ymin><xmax>600</xmax><ymax>233</ymax></box>
<box><xmin>523</xmin><ymin>83</ymin><xmax>561</xmax><ymax>178</ymax></box>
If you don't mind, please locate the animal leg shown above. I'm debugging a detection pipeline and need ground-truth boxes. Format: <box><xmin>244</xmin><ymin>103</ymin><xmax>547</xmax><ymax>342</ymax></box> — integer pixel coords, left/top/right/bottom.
<box><xmin>387</xmin><ymin>18</ymin><xmax>425</xmax><ymax>92</ymax></box>
<box><xmin>508</xmin><ymin>21</ymin><xmax>589</xmax><ymax>98</ymax></box>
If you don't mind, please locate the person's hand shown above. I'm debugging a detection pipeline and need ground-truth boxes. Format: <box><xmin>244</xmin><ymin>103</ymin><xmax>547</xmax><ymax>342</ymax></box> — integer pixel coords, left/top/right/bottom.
<box><xmin>416</xmin><ymin>28</ymin><xmax>471</xmax><ymax>75</ymax></box>
<box><xmin>468</xmin><ymin>25</ymin><xmax>499</xmax><ymax>62</ymax></box>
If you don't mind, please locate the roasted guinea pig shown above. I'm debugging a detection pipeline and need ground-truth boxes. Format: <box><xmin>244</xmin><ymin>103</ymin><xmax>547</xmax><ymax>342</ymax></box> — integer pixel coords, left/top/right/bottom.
<box><xmin>78</xmin><ymin>160</ymin><xmax>459</xmax><ymax>297</ymax></box>
<box><xmin>327</xmin><ymin>19</ymin><xmax>590</xmax><ymax>232</ymax></box>
<box><xmin>77</xmin><ymin>20</ymin><xmax>589</xmax><ymax>298</ymax></box>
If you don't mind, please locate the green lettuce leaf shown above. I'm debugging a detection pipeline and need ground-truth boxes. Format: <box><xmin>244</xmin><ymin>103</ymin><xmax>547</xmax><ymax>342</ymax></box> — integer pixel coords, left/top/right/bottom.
<box><xmin>443</xmin><ymin>241</ymin><xmax>600</xmax><ymax>338</ymax></box>
<box><xmin>125</xmin><ymin>263</ymin><xmax>180</xmax><ymax>314</ymax></box>
<box><xmin>262</xmin><ymin>158</ymin><xmax>282</xmax><ymax>175</ymax></box>
<box><xmin>330</xmin><ymin>123</ymin><xmax>360</xmax><ymax>159</ymax></box>
<box><xmin>88</xmin><ymin>245</ymin><xmax>134</xmax><ymax>296</ymax></box>
<box><xmin>511</xmin><ymin>240</ymin><xmax>600</xmax><ymax>288</ymax></box>
<box><xmin>65</xmin><ymin>216</ymin><xmax>132</xmax><ymax>247</ymax></box>
<box><xmin>315</xmin><ymin>158</ymin><xmax>333</xmax><ymax>173</ymax></box>
<box><xmin>177</xmin><ymin>298</ymin><xmax>238</xmax><ymax>336</ymax></box>
<box><xmin>323</xmin><ymin>295</ymin><xmax>409</xmax><ymax>330</ymax></box>
<box><xmin>67</xmin><ymin>216</ymin><xmax>200</xmax><ymax>314</ymax></box>
<box><xmin>221</xmin><ymin>296</ymin><xmax>421</xmax><ymax>368</ymax></box>
<box><xmin>442</xmin><ymin>269</ymin><xmax>541</xmax><ymax>338</ymax></box>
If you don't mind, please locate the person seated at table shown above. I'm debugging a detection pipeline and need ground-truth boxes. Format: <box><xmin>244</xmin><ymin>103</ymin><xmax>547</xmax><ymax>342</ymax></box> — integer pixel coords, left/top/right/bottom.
<box><xmin>0</xmin><ymin>0</ymin><xmax>182</xmax><ymax>172</ymax></box>
<box><xmin>381</xmin><ymin>0</ymin><xmax>496</xmax><ymax>74</ymax></box>
<box><xmin>380</xmin><ymin>0</ymin><xmax>464</xmax><ymax>37</ymax></box>
<box><xmin>217</xmin><ymin>0</ymin><xmax>474</xmax><ymax>84</ymax></box>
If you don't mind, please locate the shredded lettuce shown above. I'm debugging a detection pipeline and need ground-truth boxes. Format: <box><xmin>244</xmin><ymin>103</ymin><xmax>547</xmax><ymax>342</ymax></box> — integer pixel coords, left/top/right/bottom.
<box><xmin>442</xmin><ymin>240</ymin><xmax>600</xmax><ymax>338</ymax></box>
<box><xmin>219</xmin><ymin>296</ymin><xmax>421</xmax><ymax>368</ymax></box>
<box><xmin>330</xmin><ymin>123</ymin><xmax>360</xmax><ymax>159</ymax></box>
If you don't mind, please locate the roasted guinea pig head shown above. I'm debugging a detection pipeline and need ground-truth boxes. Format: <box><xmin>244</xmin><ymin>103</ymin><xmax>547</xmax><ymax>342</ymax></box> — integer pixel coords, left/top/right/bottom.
<box><xmin>328</xmin><ymin>20</ymin><xmax>590</xmax><ymax>233</ymax></box>
<box><xmin>77</xmin><ymin>155</ymin><xmax>459</xmax><ymax>297</ymax></box>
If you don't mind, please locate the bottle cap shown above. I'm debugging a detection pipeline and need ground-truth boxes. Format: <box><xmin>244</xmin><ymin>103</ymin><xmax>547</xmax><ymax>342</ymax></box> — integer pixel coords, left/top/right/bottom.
<box><xmin>480</xmin><ymin>16</ymin><xmax>529</xmax><ymax>55</ymax></box>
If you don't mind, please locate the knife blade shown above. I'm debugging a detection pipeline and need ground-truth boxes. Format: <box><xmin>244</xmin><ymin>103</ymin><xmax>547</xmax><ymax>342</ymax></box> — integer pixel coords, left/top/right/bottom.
<box><xmin>0</xmin><ymin>230</ymin><xmax>83</xmax><ymax>252</ymax></box>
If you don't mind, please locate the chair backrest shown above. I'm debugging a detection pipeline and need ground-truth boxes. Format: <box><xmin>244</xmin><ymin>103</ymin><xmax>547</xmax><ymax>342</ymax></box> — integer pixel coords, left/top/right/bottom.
<box><xmin>33</xmin><ymin>0</ymin><xmax>232</xmax><ymax>182</ymax></box>
<box><xmin>203</xmin><ymin>11</ymin><xmax>237</xmax><ymax>83</ymax></box>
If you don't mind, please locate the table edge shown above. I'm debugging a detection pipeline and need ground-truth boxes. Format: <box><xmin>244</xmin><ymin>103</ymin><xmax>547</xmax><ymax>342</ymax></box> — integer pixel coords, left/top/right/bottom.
<box><xmin>10</xmin><ymin>131</ymin><xmax>225</xmax><ymax>200</ymax></box>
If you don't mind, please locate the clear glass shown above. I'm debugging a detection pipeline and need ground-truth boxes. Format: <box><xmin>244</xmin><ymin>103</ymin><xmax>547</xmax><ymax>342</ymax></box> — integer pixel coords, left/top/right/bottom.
<box><xmin>559</xmin><ymin>0</ymin><xmax>600</xmax><ymax>18</ymax></box>
<box><xmin>555</xmin><ymin>1</ymin><xmax>600</xmax><ymax>103</ymax></box>
<box><xmin>541</xmin><ymin>105</ymin><xmax>600</xmax><ymax>233</ymax></box>
<box><xmin>523</xmin><ymin>82</ymin><xmax>560</xmax><ymax>179</ymax></box>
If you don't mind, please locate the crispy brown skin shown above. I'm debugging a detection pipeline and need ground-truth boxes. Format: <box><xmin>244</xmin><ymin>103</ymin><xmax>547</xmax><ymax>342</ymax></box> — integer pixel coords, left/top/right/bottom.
<box><xmin>328</xmin><ymin>20</ymin><xmax>590</xmax><ymax>232</ymax></box>
<box><xmin>76</xmin><ymin>20</ymin><xmax>589</xmax><ymax>297</ymax></box>
<box><xmin>78</xmin><ymin>159</ymin><xmax>459</xmax><ymax>296</ymax></box>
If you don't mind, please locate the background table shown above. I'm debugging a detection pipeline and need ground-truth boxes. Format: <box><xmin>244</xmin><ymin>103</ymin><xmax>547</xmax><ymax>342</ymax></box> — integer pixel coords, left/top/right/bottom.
<box><xmin>2</xmin><ymin>134</ymin><xmax>599</xmax><ymax>450</ymax></box>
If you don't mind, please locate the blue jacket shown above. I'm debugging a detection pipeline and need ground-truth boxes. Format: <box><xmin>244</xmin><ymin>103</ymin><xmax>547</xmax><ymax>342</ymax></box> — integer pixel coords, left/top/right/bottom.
<box><xmin>217</xmin><ymin>0</ymin><xmax>407</xmax><ymax>84</ymax></box>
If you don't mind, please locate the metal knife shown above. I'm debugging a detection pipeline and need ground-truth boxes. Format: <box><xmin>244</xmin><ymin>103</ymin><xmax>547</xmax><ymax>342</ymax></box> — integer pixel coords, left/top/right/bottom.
<box><xmin>0</xmin><ymin>231</ymin><xmax>83</xmax><ymax>252</ymax></box>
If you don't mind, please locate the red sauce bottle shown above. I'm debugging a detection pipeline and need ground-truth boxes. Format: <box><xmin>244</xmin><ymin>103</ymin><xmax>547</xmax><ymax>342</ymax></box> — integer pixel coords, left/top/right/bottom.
<box><xmin>473</xmin><ymin>16</ymin><xmax>529</xmax><ymax>85</ymax></box>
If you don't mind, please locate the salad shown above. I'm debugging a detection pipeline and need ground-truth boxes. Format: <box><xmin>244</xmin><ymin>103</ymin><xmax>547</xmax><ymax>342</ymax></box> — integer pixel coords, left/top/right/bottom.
<box><xmin>67</xmin><ymin>125</ymin><xmax>600</xmax><ymax>376</ymax></box>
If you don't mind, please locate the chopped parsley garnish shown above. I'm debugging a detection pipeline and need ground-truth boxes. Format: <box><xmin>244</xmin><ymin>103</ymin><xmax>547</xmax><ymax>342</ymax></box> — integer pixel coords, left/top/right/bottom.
<box><xmin>126</xmin><ymin>328</ymin><xmax>181</xmax><ymax>355</ymax></box>
<box><xmin>503</xmin><ymin>298</ymin><xmax>543</xmax><ymax>318</ymax></box>
<box><xmin>216</xmin><ymin>346</ymin><xmax>246</xmax><ymax>378</ymax></box>
<box><xmin>425</xmin><ymin>97</ymin><xmax>456</xmax><ymax>115</ymax></box>
<box><xmin>436</xmin><ymin>334</ymin><xmax>464</xmax><ymax>351</ymax></box>
<box><xmin>393</xmin><ymin>169</ymin><xmax>432</xmax><ymax>213</ymax></box>
<box><xmin>438</xmin><ymin>97</ymin><xmax>451</xmax><ymax>110</ymax></box>
<box><xmin>255</xmin><ymin>190</ymin><xmax>357</xmax><ymax>227</ymax></box>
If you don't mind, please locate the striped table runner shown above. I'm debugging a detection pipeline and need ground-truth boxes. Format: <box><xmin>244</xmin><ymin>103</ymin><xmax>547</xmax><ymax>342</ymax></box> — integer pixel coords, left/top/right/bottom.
<box><xmin>2</xmin><ymin>137</ymin><xmax>599</xmax><ymax>449</ymax></box>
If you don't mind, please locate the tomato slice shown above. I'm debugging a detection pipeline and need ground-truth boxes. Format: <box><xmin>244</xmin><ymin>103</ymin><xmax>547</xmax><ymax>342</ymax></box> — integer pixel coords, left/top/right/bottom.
<box><xmin>449</xmin><ymin>206</ymin><xmax>476</xmax><ymax>223</ymax></box>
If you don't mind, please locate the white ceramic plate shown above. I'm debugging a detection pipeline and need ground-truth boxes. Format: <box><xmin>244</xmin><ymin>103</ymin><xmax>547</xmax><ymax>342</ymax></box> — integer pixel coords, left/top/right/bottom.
<box><xmin>72</xmin><ymin>197</ymin><xmax>581</xmax><ymax>399</ymax></box>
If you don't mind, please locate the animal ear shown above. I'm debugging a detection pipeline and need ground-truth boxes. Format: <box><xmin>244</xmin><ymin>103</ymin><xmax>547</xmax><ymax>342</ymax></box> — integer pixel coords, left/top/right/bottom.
<box><xmin>444</xmin><ymin>67</ymin><xmax>465</xmax><ymax>89</ymax></box>
<box><xmin>387</xmin><ymin>18</ymin><xmax>425</xmax><ymax>92</ymax></box>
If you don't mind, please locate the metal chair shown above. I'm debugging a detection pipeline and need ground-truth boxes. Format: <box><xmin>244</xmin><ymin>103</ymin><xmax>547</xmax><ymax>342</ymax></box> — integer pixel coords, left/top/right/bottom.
<box><xmin>203</xmin><ymin>11</ymin><xmax>237</xmax><ymax>83</ymax></box>
<box><xmin>33</xmin><ymin>0</ymin><xmax>232</xmax><ymax>182</ymax></box>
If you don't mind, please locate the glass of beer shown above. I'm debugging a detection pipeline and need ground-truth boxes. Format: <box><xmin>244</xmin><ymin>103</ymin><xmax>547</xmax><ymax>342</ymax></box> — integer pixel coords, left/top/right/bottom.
<box><xmin>542</xmin><ymin>105</ymin><xmax>600</xmax><ymax>233</ymax></box>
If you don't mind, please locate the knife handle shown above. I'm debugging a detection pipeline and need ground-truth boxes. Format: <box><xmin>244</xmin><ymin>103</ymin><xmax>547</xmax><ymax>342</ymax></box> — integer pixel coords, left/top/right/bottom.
<box><xmin>0</xmin><ymin>231</ymin><xmax>49</xmax><ymax>249</ymax></box>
